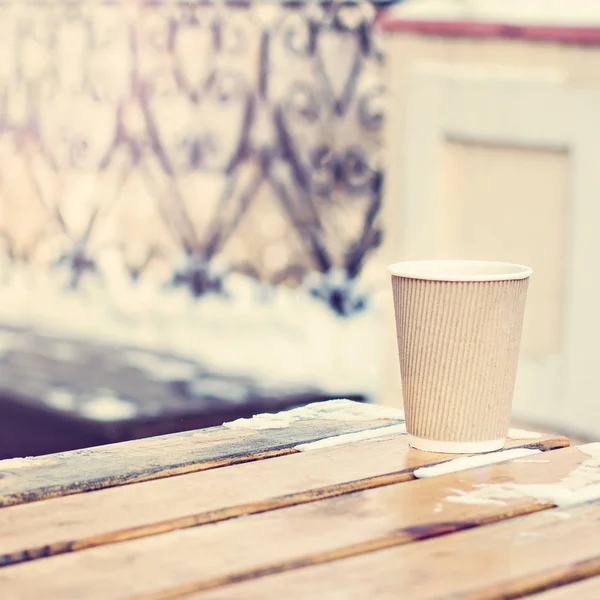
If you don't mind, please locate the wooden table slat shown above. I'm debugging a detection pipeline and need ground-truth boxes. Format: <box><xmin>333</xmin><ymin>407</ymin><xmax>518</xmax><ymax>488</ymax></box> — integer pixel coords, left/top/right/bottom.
<box><xmin>0</xmin><ymin>439</ymin><xmax>578</xmax><ymax>600</ymax></box>
<box><xmin>0</xmin><ymin>416</ymin><xmax>402</xmax><ymax>508</ymax></box>
<box><xmin>525</xmin><ymin>576</ymin><xmax>600</xmax><ymax>599</ymax></box>
<box><xmin>182</xmin><ymin>501</ymin><xmax>600</xmax><ymax>600</ymax></box>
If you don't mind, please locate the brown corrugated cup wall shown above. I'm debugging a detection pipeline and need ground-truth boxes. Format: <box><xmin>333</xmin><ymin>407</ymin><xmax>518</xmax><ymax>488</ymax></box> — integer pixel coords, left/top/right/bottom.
<box><xmin>392</xmin><ymin>275</ymin><xmax>529</xmax><ymax>446</ymax></box>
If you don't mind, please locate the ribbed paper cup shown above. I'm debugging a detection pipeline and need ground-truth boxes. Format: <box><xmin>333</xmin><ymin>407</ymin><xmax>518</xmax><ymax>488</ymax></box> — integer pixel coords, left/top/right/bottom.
<box><xmin>389</xmin><ymin>260</ymin><xmax>532</xmax><ymax>454</ymax></box>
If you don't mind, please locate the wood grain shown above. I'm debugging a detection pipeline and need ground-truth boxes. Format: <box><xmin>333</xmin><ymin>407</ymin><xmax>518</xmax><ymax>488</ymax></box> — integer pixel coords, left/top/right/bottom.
<box><xmin>0</xmin><ymin>440</ymin><xmax>578</xmax><ymax>600</ymax></box>
<box><xmin>524</xmin><ymin>576</ymin><xmax>600</xmax><ymax>599</ymax></box>
<box><xmin>0</xmin><ymin>434</ymin><xmax>566</xmax><ymax>569</ymax></box>
<box><xmin>0</xmin><ymin>416</ymin><xmax>401</xmax><ymax>508</ymax></box>
<box><xmin>182</xmin><ymin>501</ymin><xmax>600</xmax><ymax>600</ymax></box>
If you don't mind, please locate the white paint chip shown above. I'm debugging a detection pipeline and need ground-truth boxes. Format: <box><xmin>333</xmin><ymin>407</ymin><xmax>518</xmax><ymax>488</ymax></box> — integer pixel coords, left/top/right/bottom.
<box><xmin>223</xmin><ymin>399</ymin><xmax>405</xmax><ymax>430</ymax></box>
<box><xmin>507</xmin><ymin>428</ymin><xmax>542</xmax><ymax>440</ymax></box>
<box><xmin>294</xmin><ymin>424</ymin><xmax>407</xmax><ymax>452</ymax></box>
<box><xmin>414</xmin><ymin>448</ymin><xmax>542</xmax><ymax>479</ymax></box>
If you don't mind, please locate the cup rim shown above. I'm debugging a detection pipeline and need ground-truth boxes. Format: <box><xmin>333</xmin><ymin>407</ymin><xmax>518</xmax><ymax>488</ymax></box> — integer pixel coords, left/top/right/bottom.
<box><xmin>388</xmin><ymin>260</ymin><xmax>532</xmax><ymax>282</ymax></box>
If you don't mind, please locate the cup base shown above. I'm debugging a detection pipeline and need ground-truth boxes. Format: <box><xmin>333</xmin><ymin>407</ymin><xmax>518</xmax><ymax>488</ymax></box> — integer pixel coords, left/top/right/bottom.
<box><xmin>407</xmin><ymin>435</ymin><xmax>506</xmax><ymax>454</ymax></box>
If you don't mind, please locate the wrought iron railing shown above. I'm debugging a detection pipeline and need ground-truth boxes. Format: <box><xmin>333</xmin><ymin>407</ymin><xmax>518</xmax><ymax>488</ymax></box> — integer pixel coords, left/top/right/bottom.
<box><xmin>0</xmin><ymin>0</ymin><xmax>385</xmax><ymax>316</ymax></box>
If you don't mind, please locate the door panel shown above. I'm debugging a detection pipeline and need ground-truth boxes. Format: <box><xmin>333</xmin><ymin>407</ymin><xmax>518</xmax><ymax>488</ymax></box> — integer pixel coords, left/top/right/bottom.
<box><xmin>399</xmin><ymin>64</ymin><xmax>600</xmax><ymax>434</ymax></box>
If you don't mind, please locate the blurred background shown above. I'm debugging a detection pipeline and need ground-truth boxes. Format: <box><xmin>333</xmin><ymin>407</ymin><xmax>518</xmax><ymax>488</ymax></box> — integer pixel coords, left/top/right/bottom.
<box><xmin>0</xmin><ymin>0</ymin><xmax>597</xmax><ymax>457</ymax></box>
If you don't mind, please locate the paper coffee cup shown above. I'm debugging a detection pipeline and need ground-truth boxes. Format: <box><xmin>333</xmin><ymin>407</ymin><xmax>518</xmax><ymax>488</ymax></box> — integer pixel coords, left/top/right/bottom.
<box><xmin>389</xmin><ymin>260</ymin><xmax>532</xmax><ymax>454</ymax></box>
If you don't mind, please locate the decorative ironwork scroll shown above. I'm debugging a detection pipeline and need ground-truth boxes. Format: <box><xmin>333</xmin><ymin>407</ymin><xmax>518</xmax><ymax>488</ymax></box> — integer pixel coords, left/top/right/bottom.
<box><xmin>0</xmin><ymin>0</ymin><xmax>385</xmax><ymax>316</ymax></box>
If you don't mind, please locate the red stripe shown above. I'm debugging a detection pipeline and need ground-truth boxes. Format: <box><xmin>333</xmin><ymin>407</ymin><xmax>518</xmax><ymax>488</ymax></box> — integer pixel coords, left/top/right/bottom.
<box><xmin>377</xmin><ymin>18</ymin><xmax>600</xmax><ymax>46</ymax></box>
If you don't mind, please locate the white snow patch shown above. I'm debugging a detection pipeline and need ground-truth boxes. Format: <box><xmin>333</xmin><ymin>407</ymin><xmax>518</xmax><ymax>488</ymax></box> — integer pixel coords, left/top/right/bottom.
<box><xmin>0</xmin><ymin>329</ymin><xmax>20</xmax><ymax>357</ymax></box>
<box><xmin>121</xmin><ymin>350</ymin><xmax>199</xmax><ymax>381</ymax></box>
<box><xmin>294</xmin><ymin>423</ymin><xmax>407</xmax><ymax>451</ymax></box>
<box><xmin>44</xmin><ymin>389</ymin><xmax>77</xmax><ymax>411</ymax></box>
<box><xmin>223</xmin><ymin>399</ymin><xmax>405</xmax><ymax>430</ymax></box>
<box><xmin>187</xmin><ymin>378</ymin><xmax>248</xmax><ymax>404</ymax></box>
<box><xmin>78</xmin><ymin>393</ymin><xmax>138</xmax><ymax>421</ymax></box>
<box><xmin>507</xmin><ymin>428</ymin><xmax>542</xmax><ymax>440</ymax></box>
<box><xmin>445</xmin><ymin>443</ymin><xmax>600</xmax><ymax>508</ymax></box>
<box><xmin>414</xmin><ymin>448</ymin><xmax>542</xmax><ymax>479</ymax></box>
<box><xmin>578</xmin><ymin>442</ymin><xmax>600</xmax><ymax>459</ymax></box>
<box><xmin>0</xmin><ymin>456</ymin><xmax>56</xmax><ymax>470</ymax></box>
<box><xmin>554</xmin><ymin>512</ymin><xmax>573</xmax><ymax>520</ymax></box>
<box><xmin>52</xmin><ymin>342</ymin><xmax>81</xmax><ymax>363</ymax></box>
<box><xmin>0</xmin><ymin>266</ymin><xmax>382</xmax><ymax>396</ymax></box>
<box><xmin>445</xmin><ymin>488</ymin><xmax>508</xmax><ymax>507</ymax></box>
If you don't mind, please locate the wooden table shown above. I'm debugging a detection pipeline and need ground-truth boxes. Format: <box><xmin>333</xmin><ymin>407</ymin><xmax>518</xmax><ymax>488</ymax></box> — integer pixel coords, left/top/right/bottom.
<box><xmin>2</xmin><ymin>399</ymin><xmax>600</xmax><ymax>599</ymax></box>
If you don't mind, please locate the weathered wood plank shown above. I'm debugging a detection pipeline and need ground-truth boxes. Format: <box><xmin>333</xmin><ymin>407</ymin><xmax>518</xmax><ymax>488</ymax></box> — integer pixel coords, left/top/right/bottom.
<box><xmin>0</xmin><ymin>414</ymin><xmax>402</xmax><ymax>508</ymax></box>
<box><xmin>0</xmin><ymin>433</ymin><xmax>566</xmax><ymax>569</ymax></box>
<box><xmin>525</xmin><ymin>576</ymin><xmax>600</xmax><ymax>599</ymax></box>
<box><xmin>182</xmin><ymin>502</ymin><xmax>600</xmax><ymax>600</ymax></box>
<box><xmin>0</xmin><ymin>438</ymin><xmax>576</xmax><ymax>600</ymax></box>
